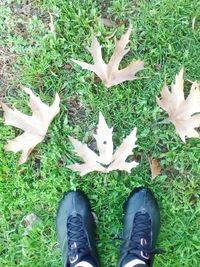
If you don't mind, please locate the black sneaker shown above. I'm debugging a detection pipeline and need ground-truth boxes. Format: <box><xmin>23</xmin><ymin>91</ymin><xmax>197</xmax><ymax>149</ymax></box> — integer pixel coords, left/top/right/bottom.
<box><xmin>56</xmin><ymin>190</ymin><xmax>99</xmax><ymax>267</ymax></box>
<box><xmin>118</xmin><ymin>187</ymin><xmax>161</xmax><ymax>267</ymax></box>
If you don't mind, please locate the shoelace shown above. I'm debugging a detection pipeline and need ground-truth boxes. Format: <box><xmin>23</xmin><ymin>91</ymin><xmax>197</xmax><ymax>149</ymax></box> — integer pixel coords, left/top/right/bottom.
<box><xmin>67</xmin><ymin>214</ymin><xmax>90</xmax><ymax>263</ymax></box>
<box><xmin>121</xmin><ymin>211</ymin><xmax>163</xmax><ymax>260</ymax></box>
<box><xmin>129</xmin><ymin>211</ymin><xmax>151</xmax><ymax>257</ymax></box>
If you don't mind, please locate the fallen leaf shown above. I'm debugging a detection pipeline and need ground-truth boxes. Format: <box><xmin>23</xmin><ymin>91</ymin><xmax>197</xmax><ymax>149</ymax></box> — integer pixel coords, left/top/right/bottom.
<box><xmin>106</xmin><ymin>129</ymin><xmax>138</xmax><ymax>173</ymax></box>
<box><xmin>72</xmin><ymin>26</ymin><xmax>144</xmax><ymax>88</ymax></box>
<box><xmin>192</xmin><ymin>17</ymin><xmax>196</xmax><ymax>31</ymax></box>
<box><xmin>49</xmin><ymin>12</ymin><xmax>55</xmax><ymax>34</ymax></box>
<box><xmin>149</xmin><ymin>159</ymin><xmax>161</xmax><ymax>180</ymax></box>
<box><xmin>65</xmin><ymin>63</ymin><xmax>72</xmax><ymax>71</ymax></box>
<box><xmin>22</xmin><ymin>213</ymin><xmax>40</xmax><ymax>236</ymax></box>
<box><xmin>68</xmin><ymin>112</ymin><xmax>138</xmax><ymax>176</ymax></box>
<box><xmin>156</xmin><ymin>69</ymin><xmax>200</xmax><ymax>142</ymax></box>
<box><xmin>99</xmin><ymin>17</ymin><xmax>115</xmax><ymax>27</ymax></box>
<box><xmin>1</xmin><ymin>87</ymin><xmax>60</xmax><ymax>164</ymax></box>
<box><xmin>189</xmin><ymin>194</ymin><xmax>197</xmax><ymax>208</ymax></box>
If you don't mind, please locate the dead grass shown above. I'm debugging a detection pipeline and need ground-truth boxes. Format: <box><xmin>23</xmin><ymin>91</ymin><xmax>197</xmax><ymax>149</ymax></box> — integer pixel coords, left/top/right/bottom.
<box><xmin>0</xmin><ymin>46</ymin><xmax>18</xmax><ymax>98</ymax></box>
<box><xmin>0</xmin><ymin>0</ymin><xmax>50</xmax><ymax>98</ymax></box>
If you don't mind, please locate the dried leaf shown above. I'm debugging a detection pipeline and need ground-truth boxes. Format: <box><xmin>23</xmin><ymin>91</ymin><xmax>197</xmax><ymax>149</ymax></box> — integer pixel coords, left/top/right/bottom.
<box><xmin>192</xmin><ymin>17</ymin><xmax>196</xmax><ymax>31</ymax></box>
<box><xmin>99</xmin><ymin>17</ymin><xmax>115</xmax><ymax>27</ymax></box>
<box><xmin>107</xmin><ymin>128</ymin><xmax>138</xmax><ymax>172</ymax></box>
<box><xmin>68</xmin><ymin>112</ymin><xmax>138</xmax><ymax>176</ymax></box>
<box><xmin>156</xmin><ymin>69</ymin><xmax>200</xmax><ymax>142</ymax></box>
<box><xmin>22</xmin><ymin>213</ymin><xmax>40</xmax><ymax>236</ymax></box>
<box><xmin>1</xmin><ymin>87</ymin><xmax>60</xmax><ymax>164</ymax></box>
<box><xmin>93</xmin><ymin>112</ymin><xmax>113</xmax><ymax>165</ymax></box>
<box><xmin>189</xmin><ymin>194</ymin><xmax>197</xmax><ymax>208</ymax></box>
<box><xmin>72</xmin><ymin>26</ymin><xmax>144</xmax><ymax>88</ymax></box>
<box><xmin>149</xmin><ymin>159</ymin><xmax>161</xmax><ymax>180</ymax></box>
<box><xmin>49</xmin><ymin>12</ymin><xmax>55</xmax><ymax>34</ymax></box>
<box><xmin>68</xmin><ymin>136</ymin><xmax>105</xmax><ymax>176</ymax></box>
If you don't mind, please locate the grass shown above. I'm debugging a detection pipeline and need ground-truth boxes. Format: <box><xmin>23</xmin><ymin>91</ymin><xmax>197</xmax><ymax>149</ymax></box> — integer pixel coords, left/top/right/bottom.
<box><xmin>0</xmin><ymin>0</ymin><xmax>200</xmax><ymax>266</ymax></box>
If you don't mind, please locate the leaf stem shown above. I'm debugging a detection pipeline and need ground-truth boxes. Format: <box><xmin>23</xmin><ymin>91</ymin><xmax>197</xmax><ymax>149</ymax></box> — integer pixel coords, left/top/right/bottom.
<box><xmin>151</xmin><ymin>118</ymin><xmax>171</xmax><ymax>128</ymax></box>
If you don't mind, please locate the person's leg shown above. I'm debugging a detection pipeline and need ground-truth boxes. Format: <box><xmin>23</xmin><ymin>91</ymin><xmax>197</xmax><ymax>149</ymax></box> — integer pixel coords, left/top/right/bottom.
<box><xmin>56</xmin><ymin>190</ymin><xmax>99</xmax><ymax>267</ymax></box>
<box><xmin>118</xmin><ymin>187</ymin><xmax>160</xmax><ymax>267</ymax></box>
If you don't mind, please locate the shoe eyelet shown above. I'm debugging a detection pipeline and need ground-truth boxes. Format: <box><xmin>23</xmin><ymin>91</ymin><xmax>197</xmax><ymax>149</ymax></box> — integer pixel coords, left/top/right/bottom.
<box><xmin>69</xmin><ymin>254</ymin><xmax>78</xmax><ymax>264</ymax></box>
<box><xmin>141</xmin><ymin>250</ymin><xmax>149</xmax><ymax>260</ymax></box>
<box><xmin>140</xmin><ymin>238</ymin><xmax>150</xmax><ymax>260</ymax></box>
<box><xmin>69</xmin><ymin>242</ymin><xmax>78</xmax><ymax>263</ymax></box>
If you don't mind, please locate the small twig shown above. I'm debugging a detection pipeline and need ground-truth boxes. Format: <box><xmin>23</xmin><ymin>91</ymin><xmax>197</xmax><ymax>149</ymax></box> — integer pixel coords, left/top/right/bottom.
<box><xmin>151</xmin><ymin>118</ymin><xmax>170</xmax><ymax>128</ymax></box>
<box><xmin>187</xmin><ymin>79</ymin><xmax>200</xmax><ymax>86</ymax></box>
<box><xmin>49</xmin><ymin>12</ymin><xmax>56</xmax><ymax>35</ymax></box>
<box><xmin>192</xmin><ymin>17</ymin><xmax>196</xmax><ymax>31</ymax></box>
<box><xmin>105</xmin><ymin>29</ymin><xmax>117</xmax><ymax>40</ymax></box>
<box><xmin>134</xmin><ymin>76</ymin><xmax>150</xmax><ymax>80</ymax></box>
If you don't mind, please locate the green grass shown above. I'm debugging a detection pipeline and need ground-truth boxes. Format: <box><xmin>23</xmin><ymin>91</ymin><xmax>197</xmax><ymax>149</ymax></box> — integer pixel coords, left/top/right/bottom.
<box><xmin>0</xmin><ymin>0</ymin><xmax>200</xmax><ymax>266</ymax></box>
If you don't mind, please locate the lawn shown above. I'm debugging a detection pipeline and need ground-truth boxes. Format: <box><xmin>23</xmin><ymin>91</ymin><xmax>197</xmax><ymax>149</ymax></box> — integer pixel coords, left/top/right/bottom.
<box><xmin>0</xmin><ymin>0</ymin><xmax>200</xmax><ymax>266</ymax></box>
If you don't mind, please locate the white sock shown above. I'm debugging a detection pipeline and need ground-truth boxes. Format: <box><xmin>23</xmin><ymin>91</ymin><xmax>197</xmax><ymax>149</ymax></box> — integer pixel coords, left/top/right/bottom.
<box><xmin>124</xmin><ymin>258</ymin><xmax>146</xmax><ymax>267</ymax></box>
<box><xmin>74</xmin><ymin>261</ymin><xmax>94</xmax><ymax>267</ymax></box>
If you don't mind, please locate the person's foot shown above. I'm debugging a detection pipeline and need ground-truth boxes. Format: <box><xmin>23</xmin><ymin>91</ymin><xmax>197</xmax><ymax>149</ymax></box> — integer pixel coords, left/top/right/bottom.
<box><xmin>56</xmin><ymin>190</ymin><xmax>99</xmax><ymax>267</ymax></box>
<box><xmin>118</xmin><ymin>187</ymin><xmax>160</xmax><ymax>267</ymax></box>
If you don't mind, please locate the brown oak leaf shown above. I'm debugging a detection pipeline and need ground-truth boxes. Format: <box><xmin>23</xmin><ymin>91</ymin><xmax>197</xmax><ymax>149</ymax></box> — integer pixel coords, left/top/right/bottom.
<box><xmin>68</xmin><ymin>112</ymin><xmax>138</xmax><ymax>176</ymax></box>
<box><xmin>156</xmin><ymin>69</ymin><xmax>200</xmax><ymax>142</ymax></box>
<box><xmin>72</xmin><ymin>26</ymin><xmax>144</xmax><ymax>88</ymax></box>
<box><xmin>1</xmin><ymin>87</ymin><xmax>60</xmax><ymax>164</ymax></box>
<box><xmin>149</xmin><ymin>159</ymin><xmax>161</xmax><ymax>180</ymax></box>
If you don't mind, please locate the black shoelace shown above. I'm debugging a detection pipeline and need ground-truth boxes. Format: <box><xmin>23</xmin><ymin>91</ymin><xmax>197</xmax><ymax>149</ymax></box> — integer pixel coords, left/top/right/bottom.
<box><xmin>122</xmin><ymin>211</ymin><xmax>163</xmax><ymax>260</ymax></box>
<box><xmin>67</xmin><ymin>214</ymin><xmax>90</xmax><ymax>263</ymax></box>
